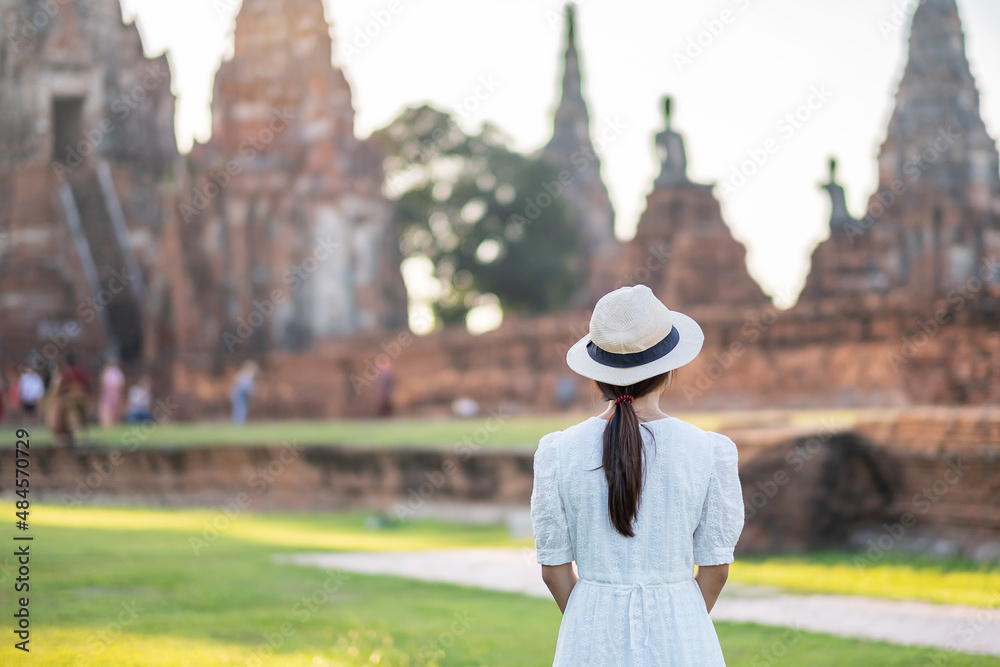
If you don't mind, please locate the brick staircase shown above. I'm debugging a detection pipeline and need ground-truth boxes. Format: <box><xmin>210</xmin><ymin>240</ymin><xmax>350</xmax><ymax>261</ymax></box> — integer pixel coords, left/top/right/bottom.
<box><xmin>62</xmin><ymin>162</ymin><xmax>144</xmax><ymax>361</ymax></box>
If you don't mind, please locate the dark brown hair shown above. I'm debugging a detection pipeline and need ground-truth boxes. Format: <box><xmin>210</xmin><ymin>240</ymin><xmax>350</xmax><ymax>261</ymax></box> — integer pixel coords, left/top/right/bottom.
<box><xmin>594</xmin><ymin>371</ymin><xmax>673</xmax><ymax>537</ymax></box>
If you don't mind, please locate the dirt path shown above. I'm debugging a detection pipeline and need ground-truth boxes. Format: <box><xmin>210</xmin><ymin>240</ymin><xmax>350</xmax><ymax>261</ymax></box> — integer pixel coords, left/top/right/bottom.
<box><xmin>276</xmin><ymin>548</ymin><xmax>1000</xmax><ymax>658</ymax></box>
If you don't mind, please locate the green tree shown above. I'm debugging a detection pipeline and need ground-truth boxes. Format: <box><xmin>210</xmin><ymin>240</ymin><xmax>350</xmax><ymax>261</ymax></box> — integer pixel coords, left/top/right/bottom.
<box><xmin>376</xmin><ymin>105</ymin><xmax>581</xmax><ymax>326</ymax></box>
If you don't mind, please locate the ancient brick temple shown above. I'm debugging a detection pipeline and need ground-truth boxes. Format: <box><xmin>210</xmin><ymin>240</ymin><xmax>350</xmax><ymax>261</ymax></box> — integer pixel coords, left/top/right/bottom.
<box><xmin>160</xmin><ymin>0</ymin><xmax>407</xmax><ymax>362</ymax></box>
<box><xmin>0</xmin><ymin>0</ymin><xmax>406</xmax><ymax>374</ymax></box>
<box><xmin>625</xmin><ymin>98</ymin><xmax>770</xmax><ymax>313</ymax></box>
<box><xmin>0</xmin><ymin>0</ymin><xmax>176</xmax><ymax>365</ymax></box>
<box><xmin>802</xmin><ymin>0</ymin><xmax>1000</xmax><ymax>303</ymax></box>
<box><xmin>540</xmin><ymin>6</ymin><xmax>766</xmax><ymax>311</ymax></box>
<box><xmin>251</xmin><ymin>0</ymin><xmax>999</xmax><ymax>419</ymax></box>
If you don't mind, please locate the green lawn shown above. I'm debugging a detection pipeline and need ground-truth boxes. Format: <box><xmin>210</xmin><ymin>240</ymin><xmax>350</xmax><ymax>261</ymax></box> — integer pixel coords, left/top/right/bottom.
<box><xmin>0</xmin><ymin>408</ymin><xmax>866</xmax><ymax>449</ymax></box>
<box><xmin>1</xmin><ymin>416</ymin><xmax>587</xmax><ymax>450</ymax></box>
<box><xmin>0</xmin><ymin>503</ymin><xmax>997</xmax><ymax>666</ymax></box>
<box><xmin>732</xmin><ymin>551</ymin><xmax>1000</xmax><ymax>609</ymax></box>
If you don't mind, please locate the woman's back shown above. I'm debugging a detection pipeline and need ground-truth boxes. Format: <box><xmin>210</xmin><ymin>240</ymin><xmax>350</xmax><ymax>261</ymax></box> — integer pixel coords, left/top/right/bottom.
<box><xmin>537</xmin><ymin>416</ymin><xmax>741</xmax><ymax>585</ymax></box>
<box><xmin>531</xmin><ymin>415</ymin><xmax>743</xmax><ymax>665</ymax></box>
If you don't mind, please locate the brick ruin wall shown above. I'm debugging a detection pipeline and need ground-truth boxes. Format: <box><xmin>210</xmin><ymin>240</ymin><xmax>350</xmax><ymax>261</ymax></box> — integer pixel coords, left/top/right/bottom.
<box><xmin>3</xmin><ymin>409</ymin><xmax>997</xmax><ymax>559</ymax></box>
<box><xmin>165</xmin><ymin>285</ymin><xmax>1000</xmax><ymax>422</ymax></box>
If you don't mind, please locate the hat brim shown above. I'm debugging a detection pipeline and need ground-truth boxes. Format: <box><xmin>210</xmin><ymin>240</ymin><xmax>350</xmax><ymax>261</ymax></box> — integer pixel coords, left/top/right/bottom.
<box><xmin>565</xmin><ymin>310</ymin><xmax>704</xmax><ymax>386</ymax></box>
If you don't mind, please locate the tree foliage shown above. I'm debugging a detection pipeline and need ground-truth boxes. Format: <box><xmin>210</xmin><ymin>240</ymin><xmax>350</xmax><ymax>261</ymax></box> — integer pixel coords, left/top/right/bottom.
<box><xmin>375</xmin><ymin>105</ymin><xmax>581</xmax><ymax>326</ymax></box>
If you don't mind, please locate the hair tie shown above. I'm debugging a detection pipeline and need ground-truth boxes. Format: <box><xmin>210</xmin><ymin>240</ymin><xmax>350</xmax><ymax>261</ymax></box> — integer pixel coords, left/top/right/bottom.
<box><xmin>614</xmin><ymin>394</ymin><xmax>634</xmax><ymax>406</ymax></box>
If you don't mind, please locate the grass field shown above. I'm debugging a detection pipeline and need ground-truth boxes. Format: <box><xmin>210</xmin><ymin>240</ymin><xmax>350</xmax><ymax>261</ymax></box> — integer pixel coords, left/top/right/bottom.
<box><xmin>1</xmin><ymin>503</ymin><xmax>997</xmax><ymax>666</ymax></box>
<box><xmin>0</xmin><ymin>408</ymin><xmax>866</xmax><ymax>449</ymax></box>
<box><xmin>734</xmin><ymin>551</ymin><xmax>1000</xmax><ymax>609</ymax></box>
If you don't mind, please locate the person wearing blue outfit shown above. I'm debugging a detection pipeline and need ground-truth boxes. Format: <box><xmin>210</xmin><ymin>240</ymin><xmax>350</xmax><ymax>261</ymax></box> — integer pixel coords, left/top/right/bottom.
<box><xmin>230</xmin><ymin>361</ymin><xmax>259</xmax><ymax>425</ymax></box>
<box><xmin>531</xmin><ymin>285</ymin><xmax>745</xmax><ymax>666</ymax></box>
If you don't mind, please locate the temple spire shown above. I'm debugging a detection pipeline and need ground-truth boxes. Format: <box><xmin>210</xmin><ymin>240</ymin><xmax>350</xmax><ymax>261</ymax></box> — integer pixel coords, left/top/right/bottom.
<box><xmin>877</xmin><ymin>0</ymin><xmax>1000</xmax><ymax>206</ymax></box>
<box><xmin>543</xmin><ymin>3</ymin><xmax>616</xmax><ymax>303</ymax></box>
<box><xmin>561</xmin><ymin>4</ymin><xmax>581</xmax><ymax>101</ymax></box>
<box><xmin>547</xmin><ymin>4</ymin><xmax>588</xmax><ymax>154</ymax></box>
<box><xmin>232</xmin><ymin>0</ymin><xmax>333</xmax><ymax>64</ymax></box>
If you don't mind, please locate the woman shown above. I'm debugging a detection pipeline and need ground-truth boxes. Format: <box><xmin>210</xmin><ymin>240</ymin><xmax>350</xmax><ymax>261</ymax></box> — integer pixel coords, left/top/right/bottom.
<box><xmin>531</xmin><ymin>285</ymin><xmax>745</xmax><ymax>666</ymax></box>
<box><xmin>46</xmin><ymin>352</ymin><xmax>92</xmax><ymax>447</ymax></box>
<box><xmin>17</xmin><ymin>368</ymin><xmax>45</xmax><ymax>417</ymax></box>
<box><xmin>98</xmin><ymin>359</ymin><xmax>126</xmax><ymax>427</ymax></box>
<box><xmin>230</xmin><ymin>361</ymin><xmax>259</xmax><ymax>425</ymax></box>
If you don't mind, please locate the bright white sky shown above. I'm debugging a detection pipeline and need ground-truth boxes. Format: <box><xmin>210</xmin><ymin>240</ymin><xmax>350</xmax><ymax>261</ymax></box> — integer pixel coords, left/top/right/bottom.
<box><xmin>120</xmin><ymin>0</ymin><xmax>1000</xmax><ymax>310</ymax></box>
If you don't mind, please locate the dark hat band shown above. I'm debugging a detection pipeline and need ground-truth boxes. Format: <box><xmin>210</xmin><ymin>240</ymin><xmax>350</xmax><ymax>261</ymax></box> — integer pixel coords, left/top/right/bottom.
<box><xmin>586</xmin><ymin>326</ymin><xmax>680</xmax><ymax>369</ymax></box>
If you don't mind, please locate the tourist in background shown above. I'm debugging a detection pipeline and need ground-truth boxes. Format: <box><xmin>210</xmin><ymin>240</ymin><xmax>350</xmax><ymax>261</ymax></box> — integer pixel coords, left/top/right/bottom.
<box><xmin>554</xmin><ymin>375</ymin><xmax>577</xmax><ymax>411</ymax></box>
<box><xmin>124</xmin><ymin>376</ymin><xmax>155</xmax><ymax>423</ymax></box>
<box><xmin>376</xmin><ymin>359</ymin><xmax>395</xmax><ymax>417</ymax></box>
<box><xmin>531</xmin><ymin>285</ymin><xmax>744</xmax><ymax>666</ymax></box>
<box><xmin>17</xmin><ymin>367</ymin><xmax>45</xmax><ymax>418</ymax></box>
<box><xmin>0</xmin><ymin>369</ymin><xmax>6</xmax><ymax>425</ymax></box>
<box><xmin>98</xmin><ymin>358</ymin><xmax>126</xmax><ymax>427</ymax></box>
<box><xmin>46</xmin><ymin>351</ymin><xmax>92</xmax><ymax>447</ymax></box>
<box><xmin>230</xmin><ymin>361</ymin><xmax>259</xmax><ymax>425</ymax></box>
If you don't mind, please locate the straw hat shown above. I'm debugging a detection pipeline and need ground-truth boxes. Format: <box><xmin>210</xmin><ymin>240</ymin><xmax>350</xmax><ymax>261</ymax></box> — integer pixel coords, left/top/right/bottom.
<box><xmin>566</xmin><ymin>285</ymin><xmax>704</xmax><ymax>386</ymax></box>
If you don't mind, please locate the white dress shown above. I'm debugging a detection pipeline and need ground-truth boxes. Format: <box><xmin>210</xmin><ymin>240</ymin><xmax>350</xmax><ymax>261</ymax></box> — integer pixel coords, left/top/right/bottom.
<box><xmin>530</xmin><ymin>416</ymin><xmax>745</xmax><ymax>666</ymax></box>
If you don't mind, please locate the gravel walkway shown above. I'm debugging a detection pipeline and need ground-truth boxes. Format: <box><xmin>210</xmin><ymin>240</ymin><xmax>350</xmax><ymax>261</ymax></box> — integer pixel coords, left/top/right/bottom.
<box><xmin>275</xmin><ymin>548</ymin><xmax>1000</xmax><ymax>657</ymax></box>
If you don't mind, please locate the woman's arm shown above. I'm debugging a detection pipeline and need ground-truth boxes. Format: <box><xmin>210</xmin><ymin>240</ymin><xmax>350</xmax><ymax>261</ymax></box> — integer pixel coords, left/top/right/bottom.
<box><xmin>695</xmin><ymin>563</ymin><xmax>729</xmax><ymax>613</ymax></box>
<box><xmin>541</xmin><ymin>563</ymin><xmax>578</xmax><ymax>614</ymax></box>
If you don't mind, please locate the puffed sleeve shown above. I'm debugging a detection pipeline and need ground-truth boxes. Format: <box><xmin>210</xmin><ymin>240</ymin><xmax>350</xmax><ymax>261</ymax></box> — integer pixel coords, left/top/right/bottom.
<box><xmin>693</xmin><ymin>433</ymin><xmax>745</xmax><ymax>566</ymax></box>
<box><xmin>530</xmin><ymin>432</ymin><xmax>574</xmax><ymax>566</ymax></box>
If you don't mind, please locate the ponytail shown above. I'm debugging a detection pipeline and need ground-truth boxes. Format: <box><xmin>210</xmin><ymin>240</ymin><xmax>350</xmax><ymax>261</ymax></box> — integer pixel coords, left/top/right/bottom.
<box><xmin>595</xmin><ymin>372</ymin><xmax>672</xmax><ymax>538</ymax></box>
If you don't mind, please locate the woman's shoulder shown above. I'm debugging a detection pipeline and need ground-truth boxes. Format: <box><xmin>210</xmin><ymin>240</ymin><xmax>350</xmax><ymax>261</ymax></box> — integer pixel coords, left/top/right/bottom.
<box><xmin>537</xmin><ymin>416</ymin><xmax>602</xmax><ymax>448</ymax></box>
<box><xmin>654</xmin><ymin>418</ymin><xmax>736</xmax><ymax>452</ymax></box>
